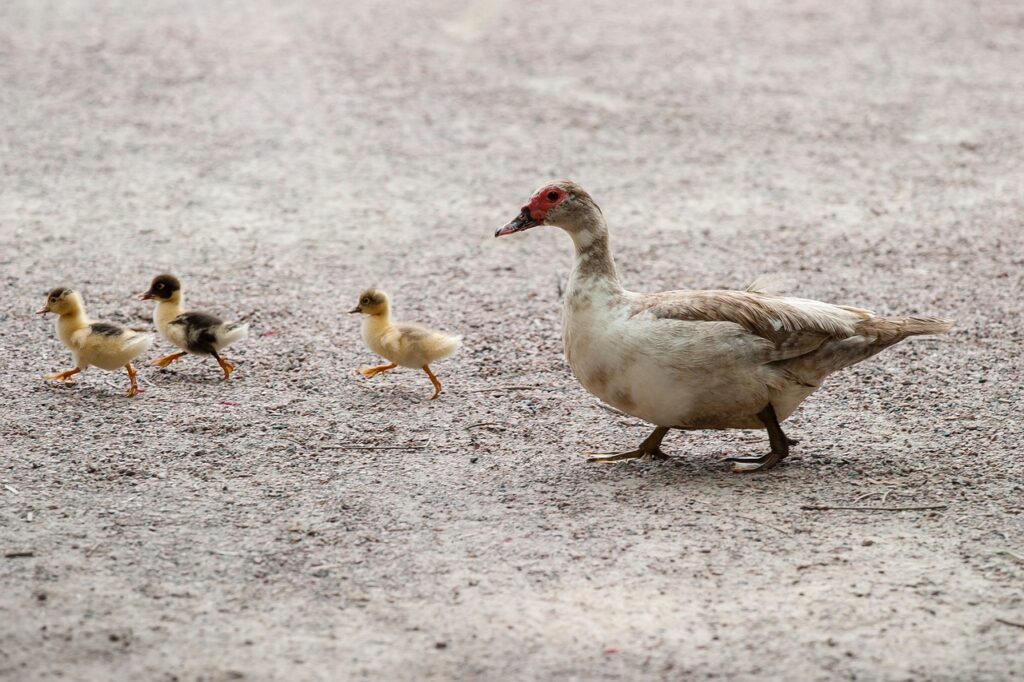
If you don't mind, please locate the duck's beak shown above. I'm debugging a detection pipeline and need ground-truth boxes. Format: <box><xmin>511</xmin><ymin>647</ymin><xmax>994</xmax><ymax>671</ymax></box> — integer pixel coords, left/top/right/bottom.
<box><xmin>137</xmin><ymin>291</ymin><xmax>155</xmax><ymax>301</ymax></box>
<box><xmin>495</xmin><ymin>207</ymin><xmax>541</xmax><ymax>237</ymax></box>
<box><xmin>348</xmin><ymin>306</ymin><xmax>361</xmax><ymax>314</ymax></box>
<box><xmin>36</xmin><ymin>304</ymin><xmax>50</xmax><ymax>315</ymax></box>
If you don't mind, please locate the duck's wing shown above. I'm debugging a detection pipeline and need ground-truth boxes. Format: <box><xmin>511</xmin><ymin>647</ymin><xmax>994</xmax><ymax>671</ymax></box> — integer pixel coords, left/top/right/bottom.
<box><xmin>630</xmin><ymin>289</ymin><xmax>873</xmax><ymax>361</ymax></box>
<box><xmin>170</xmin><ymin>311</ymin><xmax>223</xmax><ymax>354</ymax></box>
<box><xmin>70</xmin><ymin>321</ymin><xmax>128</xmax><ymax>348</ymax></box>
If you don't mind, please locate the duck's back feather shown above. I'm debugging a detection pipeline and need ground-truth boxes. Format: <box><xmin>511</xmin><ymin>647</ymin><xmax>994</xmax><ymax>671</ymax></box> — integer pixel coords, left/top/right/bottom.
<box><xmin>632</xmin><ymin>290</ymin><xmax>872</xmax><ymax>341</ymax></box>
<box><xmin>167</xmin><ymin>311</ymin><xmax>247</xmax><ymax>355</ymax></box>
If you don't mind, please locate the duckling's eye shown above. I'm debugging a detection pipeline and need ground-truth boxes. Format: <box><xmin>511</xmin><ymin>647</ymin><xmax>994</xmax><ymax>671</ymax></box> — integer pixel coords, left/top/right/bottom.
<box><xmin>547</xmin><ymin>191</ymin><xmax>559</xmax><ymax>202</ymax></box>
<box><xmin>361</xmin><ymin>298</ymin><xmax>370</xmax><ymax>305</ymax></box>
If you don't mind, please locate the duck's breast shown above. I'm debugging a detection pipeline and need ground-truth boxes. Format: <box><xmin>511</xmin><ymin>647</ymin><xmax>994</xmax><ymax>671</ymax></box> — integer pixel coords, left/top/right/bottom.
<box><xmin>563</xmin><ymin>290</ymin><xmax>783</xmax><ymax>428</ymax></box>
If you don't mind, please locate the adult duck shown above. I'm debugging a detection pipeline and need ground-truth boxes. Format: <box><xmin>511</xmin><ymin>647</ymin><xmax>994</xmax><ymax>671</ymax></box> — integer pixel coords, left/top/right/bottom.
<box><xmin>495</xmin><ymin>180</ymin><xmax>952</xmax><ymax>472</ymax></box>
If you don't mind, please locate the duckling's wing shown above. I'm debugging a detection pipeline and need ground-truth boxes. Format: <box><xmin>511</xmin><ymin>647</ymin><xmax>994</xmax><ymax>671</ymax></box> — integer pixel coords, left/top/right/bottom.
<box><xmin>170</xmin><ymin>312</ymin><xmax>223</xmax><ymax>354</ymax></box>
<box><xmin>69</xmin><ymin>322</ymin><xmax>128</xmax><ymax>348</ymax></box>
<box><xmin>394</xmin><ymin>323</ymin><xmax>461</xmax><ymax>362</ymax></box>
<box><xmin>89</xmin><ymin>322</ymin><xmax>126</xmax><ymax>337</ymax></box>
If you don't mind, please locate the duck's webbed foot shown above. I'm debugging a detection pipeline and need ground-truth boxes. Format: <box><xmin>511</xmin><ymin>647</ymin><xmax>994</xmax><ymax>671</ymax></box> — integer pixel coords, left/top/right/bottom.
<box><xmin>728</xmin><ymin>404</ymin><xmax>791</xmax><ymax>473</ymax></box>
<box><xmin>44</xmin><ymin>368</ymin><xmax>81</xmax><ymax>382</ymax></box>
<box><xmin>588</xmin><ymin>426</ymin><xmax>671</xmax><ymax>463</ymax></box>
<box><xmin>151</xmin><ymin>351</ymin><xmax>187</xmax><ymax>368</ymax></box>
<box><xmin>357</xmin><ymin>362</ymin><xmax>397</xmax><ymax>379</ymax></box>
<box><xmin>422</xmin><ymin>365</ymin><xmax>442</xmax><ymax>400</ymax></box>
<box><xmin>125</xmin><ymin>363</ymin><xmax>140</xmax><ymax>397</ymax></box>
<box><xmin>212</xmin><ymin>352</ymin><xmax>235</xmax><ymax>380</ymax></box>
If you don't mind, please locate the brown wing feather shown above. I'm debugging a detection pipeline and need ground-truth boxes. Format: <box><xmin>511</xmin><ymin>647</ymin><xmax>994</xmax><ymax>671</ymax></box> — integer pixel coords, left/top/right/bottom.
<box><xmin>631</xmin><ymin>290</ymin><xmax>871</xmax><ymax>341</ymax></box>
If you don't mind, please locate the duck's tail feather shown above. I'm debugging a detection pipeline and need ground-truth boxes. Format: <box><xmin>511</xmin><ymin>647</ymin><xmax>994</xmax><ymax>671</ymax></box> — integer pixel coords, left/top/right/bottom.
<box><xmin>219</xmin><ymin>322</ymin><xmax>250</xmax><ymax>348</ymax></box>
<box><xmin>431</xmin><ymin>334</ymin><xmax>462</xmax><ymax>361</ymax></box>
<box><xmin>124</xmin><ymin>332</ymin><xmax>154</xmax><ymax>358</ymax></box>
<box><xmin>777</xmin><ymin>316</ymin><xmax>952</xmax><ymax>385</ymax></box>
<box><xmin>854</xmin><ymin>316</ymin><xmax>954</xmax><ymax>344</ymax></box>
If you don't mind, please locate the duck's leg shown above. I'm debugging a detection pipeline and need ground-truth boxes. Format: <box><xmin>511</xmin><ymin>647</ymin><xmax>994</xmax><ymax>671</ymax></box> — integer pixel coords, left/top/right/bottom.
<box><xmin>151</xmin><ymin>351</ymin><xmax>187</xmax><ymax>368</ymax></box>
<box><xmin>212</xmin><ymin>351</ymin><xmax>235</xmax><ymax>380</ymax></box>
<box><xmin>727</xmin><ymin>404</ymin><xmax>790</xmax><ymax>472</ymax></box>
<box><xmin>423</xmin><ymin>365</ymin><xmax>442</xmax><ymax>400</ymax></box>
<box><xmin>44</xmin><ymin>368</ymin><xmax>81</xmax><ymax>382</ymax></box>
<box><xmin>357</xmin><ymin>362</ymin><xmax>397</xmax><ymax>378</ymax></box>
<box><xmin>125</xmin><ymin>363</ymin><xmax>140</xmax><ymax>397</ymax></box>
<box><xmin>588</xmin><ymin>426</ymin><xmax>671</xmax><ymax>463</ymax></box>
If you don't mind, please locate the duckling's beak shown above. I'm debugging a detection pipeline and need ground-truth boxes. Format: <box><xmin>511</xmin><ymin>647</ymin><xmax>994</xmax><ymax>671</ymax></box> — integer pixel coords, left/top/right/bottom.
<box><xmin>348</xmin><ymin>306</ymin><xmax>361</xmax><ymax>314</ymax></box>
<box><xmin>36</xmin><ymin>304</ymin><xmax>50</xmax><ymax>315</ymax></box>
<box><xmin>137</xmin><ymin>291</ymin><xmax>155</xmax><ymax>301</ymax></box>
<box><xmin>495</xmin><ymin>207</ymin><xmax>541</xmax><ymax>237</ymax></box>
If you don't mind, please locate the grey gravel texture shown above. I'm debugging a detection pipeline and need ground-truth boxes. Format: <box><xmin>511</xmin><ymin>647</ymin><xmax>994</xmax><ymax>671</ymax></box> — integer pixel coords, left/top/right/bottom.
<box><xmin>2</xmin><ymin>0</ymin><xmax>1023</xmax><ymax>680</ymax></box>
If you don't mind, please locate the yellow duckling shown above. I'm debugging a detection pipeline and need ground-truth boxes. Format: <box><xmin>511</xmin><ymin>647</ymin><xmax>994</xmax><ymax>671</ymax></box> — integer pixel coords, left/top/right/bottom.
<box><xmin>138</xmin><ymin>274</ymin><xmax>249</xmax><ymax>380</ymax></box>
<box><xmin>37</xmin><ymin>287</ymin><xmax>153</xmax><ymax>397</ymax></box>
<box><xmin>350</xmin><ymin>288</ymin><xmax>461</xmax><ymax>400</ymax></box>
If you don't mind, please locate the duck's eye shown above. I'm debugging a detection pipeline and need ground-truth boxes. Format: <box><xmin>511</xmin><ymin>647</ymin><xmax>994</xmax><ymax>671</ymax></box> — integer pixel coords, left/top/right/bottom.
<box><xmin>361</xmin><ymin>298</ymin><xmax>370</xmax><ymax>305</ymax></box>
<box><xmin>547</xmin><ymin>191</ymin><xmax>559</xmax><ymax>202</ymax></box>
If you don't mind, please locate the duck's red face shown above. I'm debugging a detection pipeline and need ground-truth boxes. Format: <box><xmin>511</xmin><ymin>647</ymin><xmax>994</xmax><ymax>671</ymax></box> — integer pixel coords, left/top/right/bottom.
<box><xmin>495</xmin><ymin>185</ymin><xmax>569</xmax><ymax>237</ymax></box>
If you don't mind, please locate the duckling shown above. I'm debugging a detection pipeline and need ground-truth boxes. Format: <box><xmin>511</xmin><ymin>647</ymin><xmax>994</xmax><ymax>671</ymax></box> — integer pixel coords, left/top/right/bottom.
<box><xmin>350</xmin><ymin>288</ymin><xmax>461</xmax><ymax>400</ymax></box>
<box><xmin>138</xmin><ymin>274</ymin><xmax>249</xmax><ymax>380</ymax></box>
<box><xmin>37</xmin><ymin>287</ymin><xmax>153</xmax><ymax>397</ymax></box>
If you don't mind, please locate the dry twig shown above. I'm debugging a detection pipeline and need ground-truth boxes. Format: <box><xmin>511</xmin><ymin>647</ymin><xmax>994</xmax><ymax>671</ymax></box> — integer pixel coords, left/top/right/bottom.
<box><xmin>995</xmin><ymin>618</ymin><xmax>1024</xmax><ymax>629</ymax></box>
<box><xmin>467</xmin><ymin>385</ymin><xmax>547</xmax><ymax>393</ymax></box>
<box><xmin>800</xmin><ymin>505</ymin><xmax>947</xmax><ymax>512</ymax></box>
<box><xmin>735</xmin><ymin>515</ymin><xmax>792</xmax><ymax>536</ymax></box>
<box><xmin>465</xmin><ymin>423</ymin><xmax>507</xmax><ymax>431</ymax></box>
<box><xmin>322</xmin><ymin>444</ymin><xmax>428</xmax><ymax>451</ymax></box>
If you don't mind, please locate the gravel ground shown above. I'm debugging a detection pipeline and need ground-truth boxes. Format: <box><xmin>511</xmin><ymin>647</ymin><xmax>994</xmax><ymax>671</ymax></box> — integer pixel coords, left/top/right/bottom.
<box><xmin>2</xmin><ymin>1</ymin><xmax>1023</xmax><ymax>680</ymax></box>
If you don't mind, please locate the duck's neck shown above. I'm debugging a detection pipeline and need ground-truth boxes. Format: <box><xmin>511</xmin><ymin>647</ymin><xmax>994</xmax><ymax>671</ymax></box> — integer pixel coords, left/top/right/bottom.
<box><xmin>57</xmin><ymin>308</ymin><xmax>88</xmax><ymax>332</ymax></box>
<box><xmin>56</xmin><ymin>308</ymin><xmax>88</xmax><ymax>346</ymax></box>
<box><xmin>568</xmin><ymin>217</ymin><xmax>621</xmax><ymax>292</ymax></box>
<box><xmin>154</xmin><ymin>295</ymin><xmax>185</xmax><ymax>326</ymax></box>
<box><xmin>363</xmin><ymin>311</ymin><xmax>393</xmax><ymax>335</ymax></box>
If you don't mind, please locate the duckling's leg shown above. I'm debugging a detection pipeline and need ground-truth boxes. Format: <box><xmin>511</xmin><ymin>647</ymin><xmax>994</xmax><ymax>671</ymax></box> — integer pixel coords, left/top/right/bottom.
<box><xmin>727</xmin><ymin>404</ymin><xmax>790</xmax><ymax>473</ymax></box>
<box><xmin>44</xmin><ymin>368</ymin><xmax>81</xmax><ymax>382</ymax></box>
<box><xmin>212</xmin><ymin>351</ymin><xmax>235</xmax><ymax>380</ymax></box>
<box><xmin>125</xmin><ymin>363</ymin><xmax>140</xmax><ymax>397</ymax></box>
<box><xmin>357</xmin><ymin>362</ymin><xmax>397</xmax><ymax>378</ymax></box>
<box><xmin>587</xmin><ymin>426</ymin><xmax>671</xmax><ymax>463</ymax></box>
<box><xmin>423</xmin><ymin>365</ymin><xmax>442</xmax><ymax>400</ymax></box>
<box><xmin>151</xmin><ymin>351</ymin><xmax>187</xmax><ymax>368</ymax></box>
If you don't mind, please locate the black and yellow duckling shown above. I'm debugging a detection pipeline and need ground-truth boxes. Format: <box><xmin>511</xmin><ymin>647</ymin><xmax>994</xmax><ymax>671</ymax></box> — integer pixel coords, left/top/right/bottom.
<box><xmin>138</xmin><ymin>274</ymin><xmax>249</xmax><ymax>380</ymax></box>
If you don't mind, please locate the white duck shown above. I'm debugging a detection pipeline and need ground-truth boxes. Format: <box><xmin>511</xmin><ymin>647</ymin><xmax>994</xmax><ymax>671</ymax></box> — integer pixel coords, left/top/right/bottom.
<box><xmin>495</xmin><ymin>180</ymin><xmax>953</xmax><ymax>472</ymax></box>
<box><xmin>38</xmin><ymin>287</ymin><xmax>153</xmax><ymax>397</ymax></box>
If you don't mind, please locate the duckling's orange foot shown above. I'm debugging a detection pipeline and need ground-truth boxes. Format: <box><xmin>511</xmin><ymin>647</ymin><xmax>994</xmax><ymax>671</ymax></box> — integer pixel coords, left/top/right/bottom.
<box><xmin>422</xmin><ymin>365</ymin><xmax>443</xmax><ymax>400</ymax></box>
<box><xmin>358</xmin><ymin>362</ymin><xmax>397</xmax><ymax>379</ymax></box>
<box><xmin>211</xmin><ymin>352</ymin><xmax>235</xmax><ymax>378</ymax></box>
<box><xmin>151</xmin><ymin>352</ymin><xmax>187</xmax><ymax>368</ymax></box>
<box><xmin>124</xmin><ymin>363</ymin><xmax>140</xmax><ymax>397</ymax></box>
<box><xmin>44</xmin><ymin>368</ymin><xmax>81</xmax><ymax>382</ymax></box>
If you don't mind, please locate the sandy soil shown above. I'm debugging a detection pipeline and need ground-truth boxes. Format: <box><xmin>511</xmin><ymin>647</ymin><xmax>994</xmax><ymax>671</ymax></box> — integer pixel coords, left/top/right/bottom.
<box><xmin>1</xmin><ymin>0</ymin><xmax>1023</xmax><ymax>679</ymax></box>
